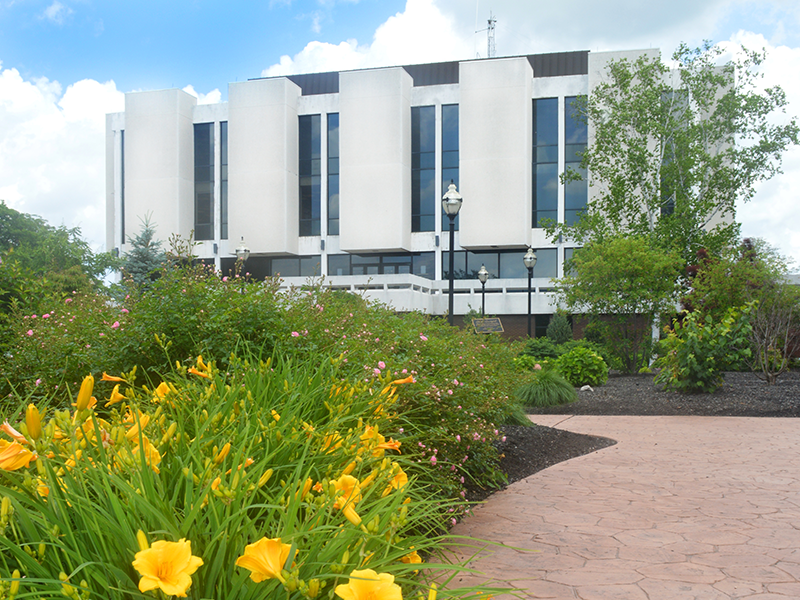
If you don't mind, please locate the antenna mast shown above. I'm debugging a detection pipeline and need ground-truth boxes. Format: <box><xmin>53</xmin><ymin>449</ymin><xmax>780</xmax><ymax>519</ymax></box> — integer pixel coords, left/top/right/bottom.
<box><xmin>487</xmin><ymin>12</ymin><xmax>496</xmax><ymax>58</ymax></box>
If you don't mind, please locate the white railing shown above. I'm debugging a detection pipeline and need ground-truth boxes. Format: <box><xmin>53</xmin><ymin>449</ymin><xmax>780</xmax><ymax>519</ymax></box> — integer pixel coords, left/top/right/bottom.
<box><xmin>277</xmin><ymin>274</ymin><xmax>558</xmax><ymax>315</ymax></box>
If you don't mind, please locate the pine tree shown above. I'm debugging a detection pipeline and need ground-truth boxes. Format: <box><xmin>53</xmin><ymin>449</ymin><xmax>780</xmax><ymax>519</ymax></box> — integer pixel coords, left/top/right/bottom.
<box><xmin>546</xmin><ymin>311</ymin><xmax>573</xmax><ymax>345</ymax></box>
<box><xmin>122</xmin><ymin>216</ymin><xmax>165</xmax><ymax>288</ymax></box>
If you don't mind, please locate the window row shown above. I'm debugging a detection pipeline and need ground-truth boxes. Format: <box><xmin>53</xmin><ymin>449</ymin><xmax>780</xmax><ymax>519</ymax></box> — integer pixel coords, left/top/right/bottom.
<box><xmin>193</xmin><ymin>122</ymin><xmax>229</xmax><ymax>241</ymax></box>
<box><xmin>532</xmin><ymin>96</ymin><xmax>587</xmax><ymax>228</ymax></box>
<box><xmin>216</xmin><ymin>248</ymin><xmax>568</xmax><ymax>282</ymax></box>
<box><xmin>189</xmin><ymin>97</ymin><xmax>586</xmax><ymax>241</ymax></box>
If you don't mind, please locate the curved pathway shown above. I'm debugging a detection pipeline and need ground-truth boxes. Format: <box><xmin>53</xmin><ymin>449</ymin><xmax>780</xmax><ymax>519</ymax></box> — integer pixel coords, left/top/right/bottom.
<box><xmin>449</xmin><ymin>415</ymin><xmax>800</xmax><ymax>599</ymax></box>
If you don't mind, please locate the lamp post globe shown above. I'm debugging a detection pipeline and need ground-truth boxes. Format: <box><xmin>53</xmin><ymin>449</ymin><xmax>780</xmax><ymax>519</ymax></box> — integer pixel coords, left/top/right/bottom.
<box><xmin>234</xmin><ymin>237</ymin><xmax>250</xmax><ymax>277</ymax></box>
<box><xmin>477</xmin><ymin>264</ymin><xmax>489</xmax><ymax>316</ymax></box>
<box><xmin>442</xmin><ymin>181</ymin><xmax>462</xmax><ymax>326</ymax></box>
<box><xmin>523</xmin><ymin>248</ymin><xmax>537</xmax><ymax>338</ymax></box>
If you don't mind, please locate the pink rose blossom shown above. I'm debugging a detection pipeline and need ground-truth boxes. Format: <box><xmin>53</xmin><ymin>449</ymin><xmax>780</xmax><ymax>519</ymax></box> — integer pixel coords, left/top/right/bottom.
<box><xmin>373</xmin><ymin>368</ymin><xmax>381</xmax><ymax>375</ymax></box>
<box><xmin>35</xmin><ymin>378</ymin><xmax>41</xmax><ymax>386</ymax></box>
<box><xmin>291</xmin><ymin>331</ymin><xmax>300</xmax><ymax>337</ymax></box>
<box><xmin>378</xmin><ymin>361</ymin><xmax>386</xmax><ymax>369</ymax></box>
<box><xmin>111</xmin><ymin>321</ymin><xmax>120</xmax><ymax>329</ymax></box>
<box><xmin>419</xmin><ymin>334</ymin><xmax>428</xmax><ymax>341</ymax></box>
<box><xmin>64</xmin><ymin>298</ymin><xmax>72</xmax><ymax>303</ymax></box>
<box><xmin>26</xmin><ymin>330</ymin><xmax>33</xmax><ymax>336</ymax></box>
<box><xmin>43</xmin><ymin>313</ymin><xmax>50</xmax><ymax>319</ymax></box>
<box><xmin>121</xmin><ymin>308</ymin><xmax>129</xmax><ymax>313</ymax></box>
<box><xmin>430</xmin><ymin>456</ymin><xmax>437</xmax><ymax>466</ymax></box>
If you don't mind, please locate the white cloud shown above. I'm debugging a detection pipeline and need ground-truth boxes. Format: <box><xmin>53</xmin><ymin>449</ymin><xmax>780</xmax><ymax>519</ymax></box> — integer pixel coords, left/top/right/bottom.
<box><xmin>263</xmin><ymin>0</ymin><xmax>472</xmax><ymax>76</ymax></box>
<box><xmin>182</xmin><ymin>85</ymin><xmax>222</xmax><ymax>105</ymax></box>
<box><xmin>0</xmin><ymin>63</ymin><xmax>123</xmax><ymax>251</ymax></box>
<box><xmin>40</xmin><ymin>0</ymin><xmax>73</xmax><ymax>25</ymax></box>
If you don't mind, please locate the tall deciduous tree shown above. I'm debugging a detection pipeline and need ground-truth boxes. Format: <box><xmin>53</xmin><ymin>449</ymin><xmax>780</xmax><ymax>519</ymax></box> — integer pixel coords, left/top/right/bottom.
<box><xmin>556</xmin><ymin>236</ymin><xmax>682</xmax><ymax>372</ymax></box>
<box><xmin>553</xmin><ymin>42</ymin><xmax>799</xmax><ymax>265</ymax></box>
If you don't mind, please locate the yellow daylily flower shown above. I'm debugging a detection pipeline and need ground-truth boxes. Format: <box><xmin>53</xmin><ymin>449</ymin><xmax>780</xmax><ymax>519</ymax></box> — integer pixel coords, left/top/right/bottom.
<box><xmin>132</xmin><ymin>538</ymin><xmax>203</xmax><ymax>597</ymax></box>
<box><xmin>0</xmin><ymin>440</ymin><xmax>36</xmax><ymax>471</ymax></box>
<box><xmin>105</xmin><ymin>384</ymin><xmax>126</xmax><ymax>407</ymax></box>
<box><xmin>101</xmin><ymin>372</ymin><xmax>125</xmax><ymax>382</ymax></box>
<box><xmin>235</xmin><ymin>537</ymin><xmax>291</xmax><ymax>583</ymax></box>
<box><xmin>334</xmin><ymin>569</ymin><xmax>403</xmax><ymax>600</ymax></box>
<box><xmin>1</xmin><ymin>421</ymin><xmax>28</xmax><ymax>445</ymax></box>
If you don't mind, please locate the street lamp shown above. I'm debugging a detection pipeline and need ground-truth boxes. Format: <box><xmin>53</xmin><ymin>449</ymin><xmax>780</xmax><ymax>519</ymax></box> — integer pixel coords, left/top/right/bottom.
<box><xmin>477</xmin><ymin>264</ymin><xmax>489</xmax><ymax>316</ymax></box>
<box><xmin>442</xmin><ymin>181</ymin><xmax>463</xmax><ymax>326</ymax></box>
<box><xmin>234</xmin><ymin>236</ymin><xmax>250</xmax><ymax>277</ymax></box>
<box><xmin>523</xmin><ymin>247</ymin><xmax>537</xmax><ymax>337</ymax></box>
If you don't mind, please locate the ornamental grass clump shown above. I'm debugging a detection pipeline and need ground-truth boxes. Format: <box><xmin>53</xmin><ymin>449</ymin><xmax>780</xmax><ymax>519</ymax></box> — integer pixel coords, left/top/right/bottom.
<box><xmin>514</xmin><ymin>369</ymin><xmax>577</xmax><ymax>408</ymax></box>
<box><xmin>0</xmin><ymin>355</ymin><xmax>507</xmax><ymax>599</ymax></box>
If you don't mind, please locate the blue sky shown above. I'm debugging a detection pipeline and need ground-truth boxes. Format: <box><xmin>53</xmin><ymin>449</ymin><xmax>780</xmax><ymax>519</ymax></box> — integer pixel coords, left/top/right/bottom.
<box><xmin>1</xmin><ymin>0</ymin><xmax>799</xmax><ymax>266</ymax></box>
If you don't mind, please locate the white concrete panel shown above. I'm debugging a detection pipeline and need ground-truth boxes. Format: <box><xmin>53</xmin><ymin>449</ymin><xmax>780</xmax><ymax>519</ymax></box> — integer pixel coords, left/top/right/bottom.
<box><xmin>459</xmin><ymin>57</ymin><xmax>533</xmax><ymax>250</ymax></box>
<box><xmin>124</xmin><ymin>89</ymin><xmax>196</xmax><ymax>244</ymax></box>
<box><xmin>105</xmin><ymin>114</ymin><xmax>117</xmax><ymax>252</ymax></box>
<box><xmin>339</xmin><ymin>67</ymin><xmax>412</xmax><ymax>252</ymax></box>
<box><xmin>228</xmin><ymin>78</ymin><xmax>301</xmax><ymax>255</ymax></box>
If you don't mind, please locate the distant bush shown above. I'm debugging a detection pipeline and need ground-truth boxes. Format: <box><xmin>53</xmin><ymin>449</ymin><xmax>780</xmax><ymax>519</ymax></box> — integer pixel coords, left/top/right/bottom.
<box><xmin>515</xmin><ymin>369</ymin><xmax>577</xmax><ymax>407</ymax></box>
<box><xmin>557</xmin><ymin>346</ymin><xmax>608</xmax><ymax>387</ymax></box>
<box><xmin>654</xmin><ymin>305</ymin><xmax>752</xmax><ymax>393</ymax></box>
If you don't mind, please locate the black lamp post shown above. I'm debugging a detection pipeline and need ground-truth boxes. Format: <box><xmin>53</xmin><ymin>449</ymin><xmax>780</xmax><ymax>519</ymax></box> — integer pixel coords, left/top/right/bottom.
<box><xmin>442</xmin><ymin>181</ymin><xmax>463</xmax><ymax>326</ymax></box>
<box><xmin>234</xmin><ymin>236</ymin><xmax>250</xmax><ymax>277</ymax></box>
<box><xmin>523</xmin><ymin>247</ymin><xmax>537</xmax><ymax>337</ymax></box>
<box><xmin>477</xmin><ymin>264</ymin><xmax>489</xmax><ymax>316</ymax></box>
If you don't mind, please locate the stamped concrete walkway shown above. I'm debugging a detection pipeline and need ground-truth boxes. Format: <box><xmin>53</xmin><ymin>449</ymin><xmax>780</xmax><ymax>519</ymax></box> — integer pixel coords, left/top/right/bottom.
<box><xmin>449</xmin><ymin>416</ymin><xmax>800</xmax><ymax>599</ymax></box>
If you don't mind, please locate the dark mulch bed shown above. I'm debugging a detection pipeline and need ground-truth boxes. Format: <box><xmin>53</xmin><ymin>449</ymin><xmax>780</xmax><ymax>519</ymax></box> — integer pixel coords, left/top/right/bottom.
<box><xmin>472</xmin><ymin>371</ymin><xmax>800</xmax><ymax>502</ymax></box>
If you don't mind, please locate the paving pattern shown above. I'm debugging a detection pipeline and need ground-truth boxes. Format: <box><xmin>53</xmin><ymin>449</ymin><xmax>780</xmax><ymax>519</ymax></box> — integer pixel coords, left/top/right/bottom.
<box><xmin>449</xmin><ymin>415</ymin><xmax>800</xmax><ymax>599</ymax></box>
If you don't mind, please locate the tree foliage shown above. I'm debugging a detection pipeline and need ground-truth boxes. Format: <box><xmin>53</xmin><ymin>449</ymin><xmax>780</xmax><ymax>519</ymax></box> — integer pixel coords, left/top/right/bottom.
<box><xmin>552</xmin><ymin>42</ymin><xmax>799</xmax><ymax>265</ymax></box>
<box><xmin>556</xmin><ymin>236</ymin><xmax>682</xmax><ymax>372</ymax></box>
<box><xmin>0</xmin><ymin>202</ymin><xmax>115</xmax><ymax>317</ymax></box>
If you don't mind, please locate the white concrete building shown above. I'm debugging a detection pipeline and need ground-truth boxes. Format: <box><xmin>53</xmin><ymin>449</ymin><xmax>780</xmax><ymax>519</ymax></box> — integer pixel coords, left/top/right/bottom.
<box><xmin>105</xmin><ymin>50</ymin><xmax>650</xmax><ymax>336</ymax></box>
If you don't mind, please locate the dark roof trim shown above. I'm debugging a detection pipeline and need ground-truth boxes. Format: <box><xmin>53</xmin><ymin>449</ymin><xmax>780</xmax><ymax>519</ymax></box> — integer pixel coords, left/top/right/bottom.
<box><xmin>403</xmin><ymin>61</ymin><xmax>460</xmax><ymax>87</ymax></box>
<box><xmin>248</xmin><ymin>50</ymin><xmax>589</xmax><ymax>94</ymax></box>
<box><xmin>285</xmin><ymin>71</ymin><xmax>339</xmax><ymax>96</ymax></box>
<box><xmin>527</xmin><ymin>51</ymin><xmax>589</xmax><ymax>78</ymax></box>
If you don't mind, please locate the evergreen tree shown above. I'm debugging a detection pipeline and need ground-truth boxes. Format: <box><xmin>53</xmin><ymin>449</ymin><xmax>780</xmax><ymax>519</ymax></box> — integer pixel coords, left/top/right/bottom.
<box><xmin>121</xmin><ymin>217</ymin><xmax>166</xmax><ymax>288</ymax></box>
<box><xmin>546</xmin><ymin>311</ymin><xmax>573</xmax><ymax>344</ymax></box>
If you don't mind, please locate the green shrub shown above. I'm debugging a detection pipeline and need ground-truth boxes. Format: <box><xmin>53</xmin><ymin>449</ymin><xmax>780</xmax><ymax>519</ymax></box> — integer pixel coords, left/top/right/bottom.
<box><xmin>654</xmin><ymin>305</ymin><xmax>752</xmax><ymax>393</ymax></box>
<box><xmin>522</xmin><ymin>336</ymin><xmax>559</xmax><ymax>360</ymax></box>
<box><xmin>557</xmin><ymin>346</ymin><xmax>608</xmax><ymax>387</ymax></box>
<box><xmin>546</xmin><ymin>311</ymin><xmax>572</xmax><ymax>344</ymax></box>
<box><xmin>560</xmin><ymin>339</ymin><xmax>620</xmax><ymax>372</ymax></box>
<box><xmin>513</xmin><ymin>354</ymin><xmax>542</xmax><ymax>371</ymax></box>
<box><xmin>515</xmin><ymin>369</ymin><xmax>577</xmax><ymax>407</ymax></box>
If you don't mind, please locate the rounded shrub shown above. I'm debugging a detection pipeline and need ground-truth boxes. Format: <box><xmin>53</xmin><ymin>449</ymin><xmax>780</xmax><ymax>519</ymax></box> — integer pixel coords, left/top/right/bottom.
<box><xmin>514</xmin><ymin>369</ymin><xmax>577</xmax><ymax>407</ymax></box>
<box><xmin>557</xmin><ymin>346</ymin><xmax>608</xmax><ymax>387</ymax></box>
<box><xmin>522</xmin><ymin>337</ymin><xmax>559</xmax><ymax>360</ymax></box>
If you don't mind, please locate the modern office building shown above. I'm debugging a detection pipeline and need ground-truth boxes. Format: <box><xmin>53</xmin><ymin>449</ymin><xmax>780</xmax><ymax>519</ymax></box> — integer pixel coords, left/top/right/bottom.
<box><xmin>105</xmin><ymin>48</ymin><xmax>658</xmax><ymax>336</ymax></box>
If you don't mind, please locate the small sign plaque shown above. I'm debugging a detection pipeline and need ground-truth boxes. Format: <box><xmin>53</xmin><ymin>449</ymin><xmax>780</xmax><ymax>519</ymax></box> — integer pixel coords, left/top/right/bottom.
<box><xmin>472</xmin><ymin>317</ymin><xmax>504</xmax><ymax>334</ymax></box>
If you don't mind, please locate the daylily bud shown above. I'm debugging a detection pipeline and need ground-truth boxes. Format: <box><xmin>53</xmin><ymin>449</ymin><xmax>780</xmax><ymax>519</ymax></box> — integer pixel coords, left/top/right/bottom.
<box><xmin>213</xmin><ymin>442</ymin><xmax>231</xmax><ymax>464</ymax></box>
<box><xmin>26</xmin><ymin>404</ymin><xmax>42</xmax><ymax>441</ymax></box>
<box><xmin>257</xmin><ymin>468</ymin><xmax>273</xmax><ymax>487</ymax></box>
<box><xmin>307</xmin><ymin>578</ymin><xmax>320</xmax><ymax>598</ymax></box>
<box><xmin>10</xmin><ymin>569</ymin><xmax>20</xmax><ymax>597</ymax></box>
<box><xmin>1</xmin><ymin>496</ymin><xmax>11</xmax><ymax>519</ymax></box>
<box><xmin>76</xmin><ymin>375</ymin><xmax>94</xmax><ymax>411</ymax></box>
<box><xmin>136</xmin><ymin>529</ymin><xmax>149</xmax><ymax>551</ymax></box>
<box><xmin>428</xmin><ymin>583</ymin><xmax>438</xmax><ymax>600</ymax></box>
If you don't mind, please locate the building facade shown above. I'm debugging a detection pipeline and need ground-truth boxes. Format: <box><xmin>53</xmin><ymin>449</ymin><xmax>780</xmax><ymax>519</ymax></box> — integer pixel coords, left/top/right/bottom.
<box><xmin>106</xmin><ymin>49</ymin><xmax>656</xmax><ymax>335</ymax></box>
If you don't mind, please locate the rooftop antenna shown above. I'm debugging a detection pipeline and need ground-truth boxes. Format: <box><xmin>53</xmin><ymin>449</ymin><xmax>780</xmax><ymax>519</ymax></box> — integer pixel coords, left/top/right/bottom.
<box><xmin>475</xmin><ymin>11</ymin><xmax>497</xmax><ymax>58</ymax></box>
<box><xmin>487</xmin><ymin>12</ymin><xmax>496</xmax><ymax>58</ymax></box>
